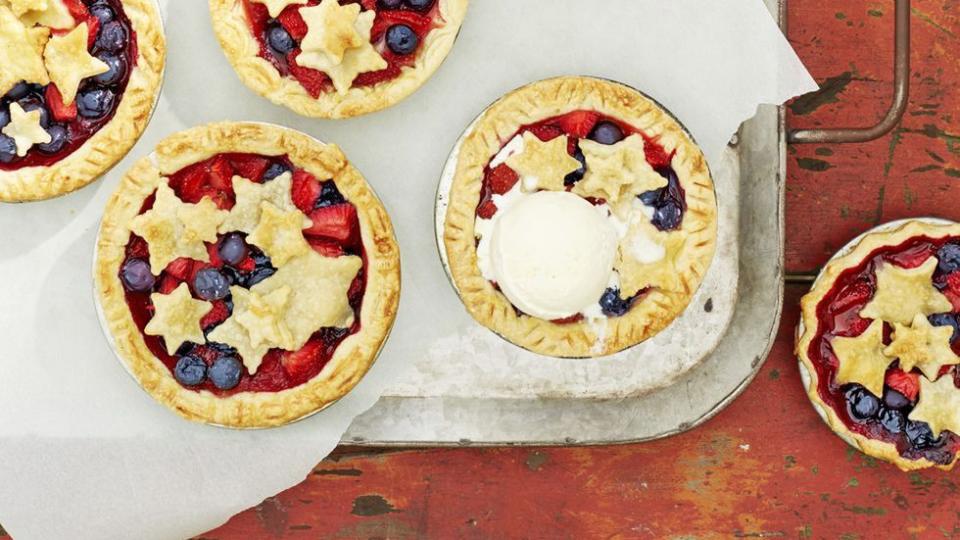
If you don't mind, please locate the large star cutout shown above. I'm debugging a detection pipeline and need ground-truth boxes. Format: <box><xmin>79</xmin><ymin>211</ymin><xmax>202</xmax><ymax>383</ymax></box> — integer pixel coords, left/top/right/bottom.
<box><xmin>18</xmin><ymin>0</ymin><xmax>74</xmax><ymax>29</ymax></box>
<box><xmin>247</xmin><ymin>202</ymin><xmax>311</xmax><ymax>268</ymax></box>
<box><xmin>296</xmin><ymin>9</ymin><xmax>386</xmax><ymax>95</ymax></box>
<box><xmin>573</xmin><ymin>135</ymin><xmax>668</xmax><ymax>204</ymax></box>
<box><xmin>131</xmin><ymin>180</ymin><xmax>229</xmax><ymax>274</ymax></box>
<box><xmin>219</xmin><ymin>173</ymin><xmax>299</xmax><ymax>235</ymax></box>
<box><xmin>831</xmin><ymin>319</ymin><xmax>893</xmax><ymax>396</ymax></box>
<box><xmin>208</xmin><ymin>286</ymin><xmax>295</xmax><ymax>375</ymax></box>
<box><xmin>251</xmin><ymin>0</ymin><xmax>306</xmax><ymax>18</ymax></box>
<box><xmin>860</xmin><ymin>258</ymin><xmax>952</xmax><ymax>325</ymax></box>
<box><xmin>909</xmin><ymin>373</ymin><xmax>960</xmax><ymax>438</ymax></box>
<box><xmin>144</xmin><ymin>283</ymin><xmax>212</xmax><ymax>355</ymax></box>
<box><xmin>0</xmin><ymin>5</ymin><xmax>50</xmax><ymax>97</ymax></box>
<box><xmin>884</xmin><ymin>313</ymin><xmax>960</xmax><ymax>380</ymax></box>
<box><xmin>2</xmin><ymin>102</ymin><xmax>50</xmax><ymax>156</ymax></box>
<box><xmin>615</xmin><ymin>217</ymin><xmax>687</xmax><ymax>297</ymax></box>
<box><xmin>505</xmin><ymin>131</ymin><xmax>582</xmax><ymax>193</ymax></box>
<box><xmin>299</xmin><ymin>0</ymin><xmax>363</xmax><ymax>65</ymax></box>
<box><xmin>43</xmin><ymin>22</ymin><xmax>109</xmax><ymax>105</ymax></box>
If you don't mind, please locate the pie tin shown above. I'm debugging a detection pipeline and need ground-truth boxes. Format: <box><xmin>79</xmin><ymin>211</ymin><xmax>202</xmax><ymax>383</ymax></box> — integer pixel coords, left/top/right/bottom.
<box><xmin>92</xmin><ymin>123</ymin><xmax>399</xmax><ymax>430</ymax></box>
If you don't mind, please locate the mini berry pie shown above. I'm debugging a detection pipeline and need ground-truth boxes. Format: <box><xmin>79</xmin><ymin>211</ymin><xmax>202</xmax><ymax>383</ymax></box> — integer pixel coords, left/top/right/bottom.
<box><xmin>208</xmin><ymin>0</ymin><xmax>467</xmax><ymax>118</ymax></box>
<box><xmin>797</xmin><ymin>219</ymin><xmax>960</xmax><ymax>470</ymax></box>
<box><xmin>0</xmin><ymin>0</ymin><xmax>164</xmax><ymax>202</ymax></box>
<box><xmin>442</xmin><ymin>77</ymin><xmax>717</xmax><ymax>358</ymax></box>
<box><xmin>94</xmin><ymin>122</ymin><xmax>400</xmax><ymax>428</ymax></box>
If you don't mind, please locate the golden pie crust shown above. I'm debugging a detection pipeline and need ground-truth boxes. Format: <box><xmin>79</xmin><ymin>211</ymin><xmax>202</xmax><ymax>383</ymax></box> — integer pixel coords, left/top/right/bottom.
<box><xmin>797</xmin><ymin>219</ymin><xmax>960</xmax><ymax>471</ymax></box>
<box><xmin>94</xmin><ymin>122</ymin><xmax>401</xmax><ymax>428</ymax></box>
<box><xmin>0</xmin><ymin>0</ymin><xmax>165</xmax><ymax>202</ymax></box>
<box><xmin>443</xmin><ymin>76</ymin><xmax>717</xmax><ymax>358</ymax></box>
<box><xmin>208</xmin><ymin>0</ymin><xmax>468</xmax><ymax>118</ymax></box>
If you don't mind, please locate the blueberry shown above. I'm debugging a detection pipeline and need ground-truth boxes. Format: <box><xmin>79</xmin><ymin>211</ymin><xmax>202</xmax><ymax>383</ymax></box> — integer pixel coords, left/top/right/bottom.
<box><xmin>564</xmin><ymin>149</ymin><xmax>587</xmax><ymax>186</ymax></box>
<box><xmin>173</xmin><ymin>355</ymin><xmax>207</xmax><ymax>386</ymax></box>
<box><xmin>378</xmin><ymin>0</ymin><xmax>403</xmax><ymax>7</ymax></box>
<box><xmin>0</xmin><ymin>106</ymin><xmax>9</xmax><ymax>128</ymax></box>
<box><xmin>193</xmin><ymin>268</ymin><xmax>230</xmax><ymax>301</ymax></box>
<box><xmin>314</xmin><ymin>181</ymin><xmax>346</xmax><ymax>209</ymax></box>
<box><xmin>92</xmin><ymin>55</ymin><xmax>126</xmax><ymax>86</ymax></box>
<box><xmin>245</xmin><ymin>266</ymin><xmax>276</xmax><ymax>287</ymax></box>
<box><xmin>638</xmin><ymin>189</ymin><xmax>661</xmax><ymax>206</ymax></box>
<box><xmin>599</xmin><ymin>288</ymin><xmax>633</xmax><ymax>317</ymax></box>
<box><xmin>905</xmin><ymin>420</ymin><xmax>937</xmax><ymax>448</ymax></box>
<box><xmin>386</xmin><ymin>24</ymin><xmax>419</xmax><ymax>55</ymax></box>
<box><xmin>845</xmin><ymin>386</ymin><xmax>880</xmax><ymax>420</ymax></box>
<box><xmin>208</xmin><ymin>341</ymin><xmax>237</xmax><ymax>356</ymax></box>
<box><xmin>929</xmin><ymin>313</ymin><xmax>960</xmax><ymax>342</ymax></box>
<box><xmin>879</xmin><ymin>407</ymin><xmax>906</xmax><ymax>433</ymax></box>
<box><xmin>406</xmin><ymin>0</ymin><xmax>434</xmax><ymax>11</ymax></box>
<box><xmin>218</xmin><ymin>233</ymin><xmax>248</xmax><ymax>266</ymax></box>
<box><xmin>38</xmin><ymin>124</ymin><xmax>67</xmax><ymax>154</ymax></box>
<box><xmin>0</xmin><ymin>135</ymin><xmax>16</xmax><ymax>163</ymax></box>
<box><xmin>95</xmin><ymin>21</ymin><xmax>127</xmax><ymax>53</ymax></box>
<box><xmin>267</xmin><ymin>25</ymin><xmax>295</xmax><ymax>55</ymax></box>
<box><xmin>5</xmin><ymin>82</ymin><xmax>32</xmax><ymax>101</ymax></box>
<box><xmin>251</xmin><ymin>249</ymin><xmax>273</xmax><ymax>268</ymax></box>
<box><xmin>220</xmin><ymin>265</ymin><xmax>242</xmax><ymax>286</ymax></box>
<box><xmin>262</xmin><ymin>162</ymin><xmax>290</xmax><ymax>182</ymax></box>
<box><xmin>208</xmin><ymin>356</ymin><xmax>242</xmax><ymax>390</ymax></box>
<box><xmin>120</xmin><ymin>258</ymin><xmax>155</xmax><ymax>292</ymax></box>
<box><xmin>882</xmin><ymin>387</ymin><xmax>911</xmax><ymax>409</ymax></box>
<box><xmin>89</xmin><ymin>3</ymin><xmax>115</xmax><ymax>23</ymax></box>
<box><xmin>18</xmin><ymin>97</ymin><xmax>49</xmax><ymax>127</ymax></box>
<box><xmin>938</xmin><ymin>243</ymin><xmax>960</xmax><ymax>274</ymax></box>
<box><xmin>652</xmin><ymin>201</ymin><xmax>683</xmax><ymax>231</ymax></box>
<box><xmin>77</xmin><ymin>88</ymin><xmax>115</xmax><ymax>118</ymax></box>
<box><xmin>588</xmin><ymin>121</ymin><xmax>624</xmax><ymax>145</ymax></box>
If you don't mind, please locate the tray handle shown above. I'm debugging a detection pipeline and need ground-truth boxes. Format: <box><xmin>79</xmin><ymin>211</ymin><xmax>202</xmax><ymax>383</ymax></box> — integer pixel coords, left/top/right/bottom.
<box><xmin>787</xmin><ymin>0</ymin><xmax>910</xmax><ymax>144</ymax></box>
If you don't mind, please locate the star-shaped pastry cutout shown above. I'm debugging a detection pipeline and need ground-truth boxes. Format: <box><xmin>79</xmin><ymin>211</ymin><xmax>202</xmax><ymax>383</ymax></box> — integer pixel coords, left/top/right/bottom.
<box><xmin>831</xmin><ymin>319</ymin><xmax>893</xmax><ymax>397</ymax></box>
<box><xmin>504</xmin><ymin>131</ymin><xmax>582</xmax><ymax>193</ymax></box>
<box><xmin>219</xmin><ymin>173</ymin><xmax>299</xmax><ymax>235</ymax></box>
<box><xmin>615</xmin><ymin>217</ymin><xmax>687</xmax><ymax>297</ymax></box>
<box><xmin>251</xmin><ymin>0</ymin><xmax>306</xmax><ymax>18</ymax></box>
<box><xmin>573</xmin><ymin>135</ymin><xmax>668</xmax><ymax>204</ymax></box>
<box><xmin>2</xmin><ymin>102</ymin><xmax>50</xmax><ymax>156</ymax></box>
<box><xmin>208</xmin><ymin>286</ymin><xmax>295</xmax><ymax>375</ymax></box>
<box><xmin>299</xmin><ymin>0</ymin><xmax>363</xmax><ymax>65</ymax></box>
<box><xmin>884</xmin><ymin>313</ymin><xmax>960</xmax><ymax>380</ymax></box>
<box><xmin>131</xmin><ymin>180</ymin><xmax>229</xmax><ymax>274</ymax></box>
<box><xmin>860</xmin><ymin>258</ymin><xmax>952</xmax><ymax>325</ymax></box>
<box><xmin>0</xmin><ymin>5</ymin><xmax>50</xmax><ymax>96</ymax></box>
<box><xmin>247</xmin><ymin>202</ymin><xmax>311</xmax><ymax>268</ymax></box>
<box><xmin>296</xmin><ymin>9</ymin><xmax>386</xmax><ymax>95</ymax></box>
<box><xmin>144</xmin><ymin>283</ymin><xmax>212</xmax><ymax>355</ymax></box>
<box><xmin>43</xmin><ymin>22</ymin><xmax>109</xmax><ymax>105</ymax></box>
<box><xmin>18</xmin><ymin>0</ymin><xmax>74</xmax><ymax>29</ymax></box>
<box><xmin>909</xmin><ymin>373</ymin><xmax>960</xmax><ymax>438</ymax></box>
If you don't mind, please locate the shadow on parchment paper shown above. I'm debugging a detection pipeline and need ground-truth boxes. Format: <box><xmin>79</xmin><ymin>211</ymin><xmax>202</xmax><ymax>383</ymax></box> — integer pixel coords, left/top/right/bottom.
<box><xmin>0</xmin><ymin>181</ymin><xmax>99</xmax><ymax>261</ymax></box>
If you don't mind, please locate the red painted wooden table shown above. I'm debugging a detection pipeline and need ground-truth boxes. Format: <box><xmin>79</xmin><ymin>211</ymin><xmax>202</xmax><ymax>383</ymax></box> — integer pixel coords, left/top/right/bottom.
<box><xmin>4</xmin><ymin>3</ymin><xmax>957</xmax><ymax>539</ymax></box>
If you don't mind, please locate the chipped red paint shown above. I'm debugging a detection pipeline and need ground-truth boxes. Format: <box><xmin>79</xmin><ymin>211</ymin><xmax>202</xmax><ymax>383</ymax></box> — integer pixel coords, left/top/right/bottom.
<box><xmin>197</xmin><ymin>4</ymin><xmax>960</xmax><ymax>538</ymax></box>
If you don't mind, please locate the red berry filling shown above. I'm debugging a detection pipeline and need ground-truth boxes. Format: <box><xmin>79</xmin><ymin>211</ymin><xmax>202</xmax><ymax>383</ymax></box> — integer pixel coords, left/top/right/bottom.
<box><xmin>0</xmin><ymin>0</ymin><xmax>138</xmax><ymax>170</ymax></box>
<box><xmin>241</xmin><ymin>0</ymin><xmax>439</xmax><ymax>98</ymax></box>
<box><xmin>120</xmin><ymin>152</ymin><xmax>368</xmax><ymax>395</ymax></box>
<box><xmin>808</xmin><ymin>235</ymin><xmax>960</xmax><ymax>464</ymax></box>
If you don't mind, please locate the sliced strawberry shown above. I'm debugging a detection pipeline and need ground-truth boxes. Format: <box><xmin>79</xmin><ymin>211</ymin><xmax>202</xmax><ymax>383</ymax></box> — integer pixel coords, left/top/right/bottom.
<box><xmin>45</xmin><ymin>84</ymin><xmax>77</xmax><ymax>122</ymax></box>
<box><xmin>307</xmin><ymin>237</ymin><xmax>345</xmax><ymax>258</ymax></box>
<box><xmin>305</xmin><ymin>204</ymin><xmax>358</xmax><ymax>243</ymax></box>
<box><xmin>280</xmin><ymin>339</ymin><xmax>325</xmax><ymax>380</ymax></box>
<box><xmin>165</xmin><ymin>258</ymin><xmax>195</xmax><ymax>280</ymax></box>
<box><xmin>232</xmin><ymin>155</ymin><xmax>271</xmax><ymax>182</ymax></box>
<box><xmin>291</xmin><ymin>170</ymin><xmax>322</xmax><ymax>213</ymax></box>
<box><xmin>278</xmin><ymin>7</ymin><xmax>308</xmax><ymax>40</ymax></box>
<box><xmin>486</xmin><ymin>164</ymin><xmax>519</xmax><ymax>195</ymax></box>
<box><xmin>157</xmin><ymin>275</ymin><xmax>180</xmax><ymax>294</ymax></box>
<box><xmin>477</xmin><ymin>200</ymin><xmax>497</xmax><ymax>219</ymax></box>
<box><xmin>558</xmin><ymin>111</ymin><xmax>600</xmax><ymax>138</ymax></box>
<box><xmin>943</xmin><ymin>273</ymin><xmax>960</xmax><ymax>311</ymax></box>
<box><xmin>83</xmin><ymin>16</ymin><xmax>100</xmax><ymax>47</ymax></box>
<box><xmin>644</xmin><ymin>137</ymin><xmax>675</xmax><ymax>169</ymax></box>
<box><xmin>127</xmin><ymin>236</ymin><xmax>150</xmax><ymax>259</ymax></box>
<box><xmin>527</xmin><ymin>124</ymin><xmax>564</xmax><ymax>142</ymax></box>
<box><xmin>243</xmin><ymin>0</ymin><xmax>270</xmax><ymax>37</ymax></box>
<box><xmin>207</xmin><ymin>155</ymin><xmax>235</xmax><ymax>191</ymax></box>
<box><xmin>885</xmin><ymin>369</ymin><xmax>919</xmax><ymax>401</ymax></box>
<box><xmin>177</xmin><ymin>164</ymin><xmax>208</xmax><ymax>203</ymax></box>
<box><xmin>236</xmin><ymin>256</ymin><xmax>256</xmax><ymax>272</ymax></box>
<box><xmin>206</xmin><ymin>242</ymin><xmax>224</xmax><ymax>268</ymax></box>
<box><xmin>287</xmin><ymin>50</ymin><xmax>330</xmax><ymax>98</ymax></box>
<box><xmin>831</xmin><ymin>281</ymin><xmax>874</xmax><ymax>315</ymax></box>
<box><xmin>200</xmin><ymin>300</ymin><xmax>230</xmax><ymax>329</ymax></box>
<box><xmin>359</xmin><ymin>0</ymin><xmax>377</xmax><ymax>10</ymax></box>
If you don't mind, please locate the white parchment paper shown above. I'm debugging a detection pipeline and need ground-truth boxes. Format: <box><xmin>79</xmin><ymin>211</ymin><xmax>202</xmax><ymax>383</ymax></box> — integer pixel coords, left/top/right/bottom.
<box><xmin>0</xmin><ymin>1</ymin><xmax>814</xmax><ymax>538</ymax></box>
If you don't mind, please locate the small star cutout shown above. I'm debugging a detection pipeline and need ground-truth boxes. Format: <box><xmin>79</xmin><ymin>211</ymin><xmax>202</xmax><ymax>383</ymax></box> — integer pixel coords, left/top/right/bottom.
<box><xmin>43</xmin><ymin>22</ymin><xmax>109</xmax><ymax>105</ymax></box>
<box><xmin>209</xmin><ymin>286</ymin><xmax>295</xmax><ymax>375</ymax></box>
<box><xmin>296</xmin><ymin>9</ymin><xmax>386</xmax><ymax>95</ymax></box>
<box><xmin>250</xmin><ymin>0</ymin><xmax>306</xmax><ymax>18</ymax></box>
<box><xmin>2</xmin><ymin>102</ymin><xmax>50</xmax><ymax>156</ymax></box>
<box><xmin>505</xmin><ymin>132</ymin><xmax>582</xmax><ymax>193</ymax></box>
<box><xmin>831</xmin><ymin>319</ymin><xmax>893</xmax><ymax>397</ymax></box>
<box><xmin>0</xmin><ymin>5</ymin><xmax>50</xmax><ymax>97</ymax></box>
<box><xmin>909</xmin><ymin>373</ymin><xmax>960</xmax><ymax>438</ymax></box>
<box><xmin>573</xmin><ymin>135</ymin><xmax>668</xmax><ymax>204</ymax></box>
<box><xmin>860</xmin><ymin>258</ymin><xmax>952</xmax><ymax>325</ymax></box>
<box><xmin>884</xmin><ymin>314</ymin><xmax>960</xmax><ymax>380</ymax></box>
<box><xmin>144</xmin><ymin>283</ymin><xmax>212</xmax><ymax>355</ymax></box>
<box><xmin>131</xmin><ymin>180</ymin><xmax>229</xmax><ymax>274</ymax></box>
<box><xmin>18</xmin><ymin>0</ymin><xmax>74</xmax><ymax>29</ymax></box>
<box><xmin>299</xmin><ymin>0</ymin><xmax>363</xmax><ymax>65</ymax></box>
<box><xmin>247</xmin><ymin>202</ymin><xmax>311</xmax><ymax>268</ymax></box>
<box><xmin>219</xmin><ymin>173</ymin><xmax>299</xmax><ymax>235</ymax></box>
<box><xmin>615</xmin><ymin>217</ymin><xmax>687</xmax><ymax>297</ymax></box>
